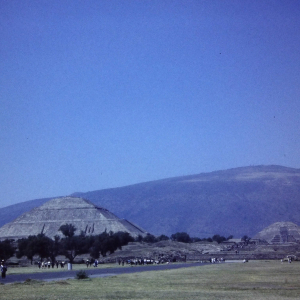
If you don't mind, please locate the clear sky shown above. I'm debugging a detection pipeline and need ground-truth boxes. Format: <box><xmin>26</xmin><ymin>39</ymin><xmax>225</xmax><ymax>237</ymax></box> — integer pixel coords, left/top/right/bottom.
<box><xmin>1</xmin><ymin>0</ymin><xmax>300</xmax><ymax>208</ymax></box>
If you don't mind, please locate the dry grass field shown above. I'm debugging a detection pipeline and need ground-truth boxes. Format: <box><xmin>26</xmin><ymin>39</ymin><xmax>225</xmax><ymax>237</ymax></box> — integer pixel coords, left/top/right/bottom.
<box><xmin>1</xmin><ymin>260</ymin><xmax>300</xmax><ymax>299</ymax></box>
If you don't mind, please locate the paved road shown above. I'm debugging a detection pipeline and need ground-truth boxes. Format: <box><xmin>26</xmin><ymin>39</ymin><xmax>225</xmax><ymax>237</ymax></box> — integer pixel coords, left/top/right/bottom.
<box><xmin>1</xmin><ymin>262</ymin><xmax>206</xmax><ymax>284</ymax></box>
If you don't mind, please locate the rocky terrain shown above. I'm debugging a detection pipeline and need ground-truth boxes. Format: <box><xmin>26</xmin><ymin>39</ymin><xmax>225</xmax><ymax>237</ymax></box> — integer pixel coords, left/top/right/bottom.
<box><xmin>89</xmin><ymin>240</ymin><xmax>300</xmax><ymax>263</ymax></box>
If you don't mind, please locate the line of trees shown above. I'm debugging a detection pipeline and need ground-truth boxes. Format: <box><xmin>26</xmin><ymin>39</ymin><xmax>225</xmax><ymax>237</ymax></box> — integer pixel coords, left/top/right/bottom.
<box><xmin>136</xmin><ymin>232</ymin><xmax>234</xmax><ymax>244</ymax></box>
<box><xmin>16</xmin><ymin>224</ymin><xmax>135</xmax><ymax>264</ymax></box>
<box><xmin>0</xmin><ymin>225</ymin><xmax>239</xmax><ymax>263</ymax></box>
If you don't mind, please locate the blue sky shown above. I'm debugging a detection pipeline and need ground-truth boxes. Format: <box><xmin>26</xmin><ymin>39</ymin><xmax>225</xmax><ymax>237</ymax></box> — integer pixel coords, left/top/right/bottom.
<box><xmin>1</xmin><ymin>0</ymin><xmax>300</xmax><ymax>207</ymax></box>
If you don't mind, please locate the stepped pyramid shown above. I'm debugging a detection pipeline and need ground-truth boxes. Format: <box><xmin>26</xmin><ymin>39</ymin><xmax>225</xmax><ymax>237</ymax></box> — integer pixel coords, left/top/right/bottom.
<box><xmin>253</xmin><ymin>222</ymin><xmax>300</xmax><ymax>244</ymax></box>
<box><xmin>0</xmin><ymin>197</ymin><xmax>147</xmax><ymax>240</ymax></box>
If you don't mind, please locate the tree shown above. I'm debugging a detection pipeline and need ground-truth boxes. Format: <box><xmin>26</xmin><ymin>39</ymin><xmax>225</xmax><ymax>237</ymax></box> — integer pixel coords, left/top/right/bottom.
<box><xmin>59</xmin><ymin>224</ymin><xmax>77</xmax><ymax>238</ymax></box>
<box><xmin>157</xmin><ymin>234</ymin><xmax>169</xmax><ymax>241</ymax></box>
<box><xmin>0</xmin><ymin>239</ymin><xmax>15</xmax><ymax>261</ymax></box>
<box><xmin>16</xmin><ymin>234</ymin><xmax>58</xmax><ymax>264</ymax></box>
<box><xmin>60</xmin><ymin>235</ymin><xmax>87</xmax><ymax>263</ymax></box>
<box><xmin>34</xmin><ymin>234</ymin><xmax>53</xmax><ymax>261</ymax></box>
<box><xmin>16</xmin><ymin>236</ymin><xmax>37</xmax><ymax>264</ymax></box>
<box><xmin>135</xmin><ymin>235</ymin><xmax>143</xmax><ymax>242</ymax></box>
<box><xmin>90</xmin><ymin>239</ymin><xmax>101</xmax><ymax>260</ymax></box>
<box><xmin>143</xmin><ymin>233</ymin><xmax>157</xmax><ymax>243</ymax></box>
<box><xmin>59</xmin><ymin>228</ymin><xmax>89</xmax><ymax>264</ymax></box>
<box><xmin>212</xmin><ymin>234</ymin><xmax>226</xmax><ymax>244</ymax></box>
<box><xmin>226</xmin><ymin>235</ymin><xmax>234</xmax><ymax>241</ymax></box>
<box><xmin>96</xmin><ymin>231</ymin><xmax>120</xmax><ymax>256</ymax></box>
<box><xmin>90</xmin><ymin>231</ymin><xmax>110</xmax><ymax>258</ymax></box>
<box><xmin>114</xmin><ymin>231</ymin><xmax>134</xmax><ymax>246</ymax></box>
<box><xmin>90</xmin><ymin>231</ymin><xmax>134</xmax><ymax>259</ymax></box>
<box><xmin>48</xmin><ymin>235</ymin><xmax>61</xmax><ymax>267</ymax></box>
<box><xmin>170</xmin><ymin>232</ymin><xmax>191</xmax><ymax>243</ymax></box>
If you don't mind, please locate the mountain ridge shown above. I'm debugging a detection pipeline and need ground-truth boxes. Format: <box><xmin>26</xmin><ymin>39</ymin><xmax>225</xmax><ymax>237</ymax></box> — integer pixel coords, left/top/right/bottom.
<box><xmin>1</xmin><ymin>165</ymin><xmax>300</xmax><ymax>238</ymax></box>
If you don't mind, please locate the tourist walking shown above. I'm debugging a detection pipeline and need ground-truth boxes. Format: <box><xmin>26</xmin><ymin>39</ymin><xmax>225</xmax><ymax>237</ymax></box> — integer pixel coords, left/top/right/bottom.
<box><xmin>1</xmin><ymin>261</ymin><xmax>7</xmax><ymax>279</ymax></box>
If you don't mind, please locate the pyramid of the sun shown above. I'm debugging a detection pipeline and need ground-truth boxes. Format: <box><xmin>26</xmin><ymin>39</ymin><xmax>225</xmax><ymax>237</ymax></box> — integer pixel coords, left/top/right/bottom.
<box><xmin>0</xmin><ymin>197</ymin><xmax>147</xmax><ymax>240</ymax></box>
<box><xmin>253</xmin><ymin>222</ymin><xmax>300</xmax><ymax>244</ymax></box>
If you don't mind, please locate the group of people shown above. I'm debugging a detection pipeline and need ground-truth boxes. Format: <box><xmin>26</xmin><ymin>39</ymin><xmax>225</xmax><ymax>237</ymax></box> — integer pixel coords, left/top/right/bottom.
<box><xmin>210</xmin><ymin>257</ymin><xmax>225</xmax><ymax>263</ymax></box>
<box><xmin>117</xmin><ymin>258</ymin><xmax>165</xmax><ymax>266</ymax></box>
<box><xmin>85</xmin><ymin>259</ymin><xmax>99</xmax><ymax>267</ymax></box>
<box><xmin>1</xmin><ymin>260</ymin><xmax>7</xmax><ymax>279</ymax></box>
<box><xmin>37</xmin><ymin>260</ymin><xmax>66</xmax><ymax>269</ymax></box>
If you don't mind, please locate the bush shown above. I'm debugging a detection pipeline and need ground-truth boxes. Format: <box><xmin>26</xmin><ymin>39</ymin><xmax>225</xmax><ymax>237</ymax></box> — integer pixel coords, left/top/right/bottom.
<box><xmin>212</xmin><ymin>234</ymin><xmax>226</xmax><ymax>244</ymax></box>
<box><xmin>157</xmin><ymin>234</ymin><xmax>169</xmax><ymax>241</ymax></box>
<box><xmin>76</xmin><ymin>270</ymin><xmax>89</xmax><ymax>280</ymax></box>
<box><xmin>170</xmin><ymin>232</ymin><xmax>191</xmax><ymax>243</ymax></box>
<box><xmin>143</xmin><ymin>233</ymin><xmax>157</xmax><ymax>243</ymax></box>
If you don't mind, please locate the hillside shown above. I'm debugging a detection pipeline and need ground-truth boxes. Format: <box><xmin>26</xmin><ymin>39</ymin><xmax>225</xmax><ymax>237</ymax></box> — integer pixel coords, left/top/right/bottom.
<box><xmin>1</xmin><ymin>165</ymin><xmax>300</xmax><ymax>238</ymax></box>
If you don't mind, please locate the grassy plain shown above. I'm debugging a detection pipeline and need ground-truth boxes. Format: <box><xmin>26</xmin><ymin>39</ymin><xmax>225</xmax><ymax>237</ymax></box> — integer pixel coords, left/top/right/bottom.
<box><xmin>1</xmin><ymin>261</ymin><xmax>300</xmax><ymax>299</ymax></box>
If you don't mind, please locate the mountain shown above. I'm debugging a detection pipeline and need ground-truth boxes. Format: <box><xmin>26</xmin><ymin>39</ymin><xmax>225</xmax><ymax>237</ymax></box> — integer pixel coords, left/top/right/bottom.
<box><xmin>1</xmin><ymin>165</ymin><xmax>300</xmax><ymax>238</ymax></box>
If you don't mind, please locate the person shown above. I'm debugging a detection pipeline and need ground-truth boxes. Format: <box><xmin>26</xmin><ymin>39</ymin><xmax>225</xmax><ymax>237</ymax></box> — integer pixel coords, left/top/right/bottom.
<box><xmin>1</xmin><ymin>261</ymin><xmax>7</xmax><ymax>279</ymax></box>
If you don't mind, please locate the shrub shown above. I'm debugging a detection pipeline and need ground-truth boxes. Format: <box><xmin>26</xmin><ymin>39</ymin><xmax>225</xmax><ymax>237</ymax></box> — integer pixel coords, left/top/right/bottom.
<box><xmin>76</xmin><ymin>270</ymin><xmax>89</xmax><ymax>280</ymax></box>
<box><xmin>170</xmin><ymin>232</ymin><xmax>191</xmax><ymax>243</ymax></box>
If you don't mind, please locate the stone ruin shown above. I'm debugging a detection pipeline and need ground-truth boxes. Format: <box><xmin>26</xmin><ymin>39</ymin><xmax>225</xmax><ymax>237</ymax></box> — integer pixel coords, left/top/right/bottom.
<box><xmin>0</xmin><ymin>196</ymin><xmax>147</xmax><ymax>240</ymax></box>
<box><xmin>253</xmin><ymin>221</ymin><xmax>300</xmax><ymax>244</ymax></box>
